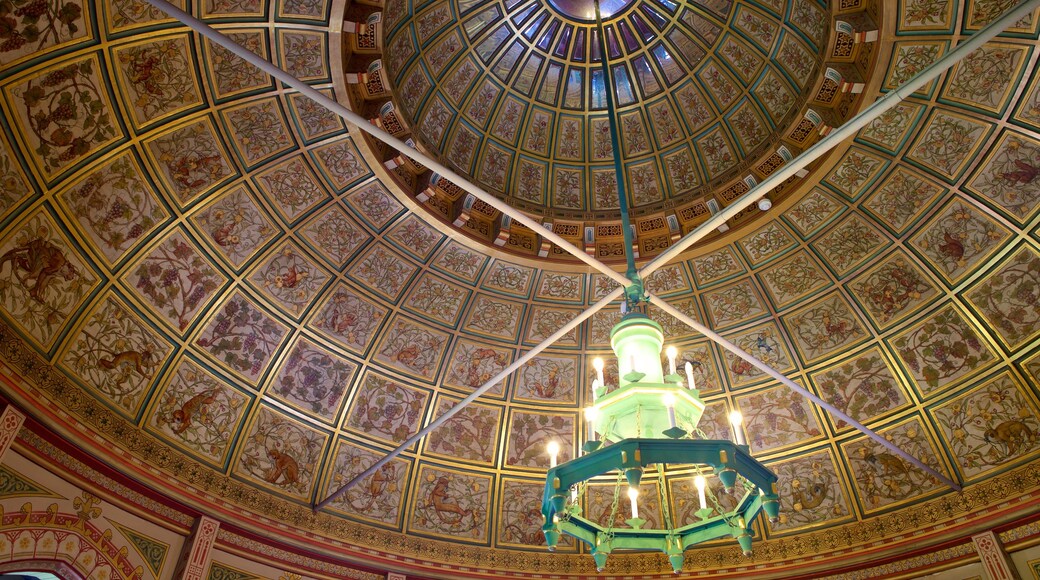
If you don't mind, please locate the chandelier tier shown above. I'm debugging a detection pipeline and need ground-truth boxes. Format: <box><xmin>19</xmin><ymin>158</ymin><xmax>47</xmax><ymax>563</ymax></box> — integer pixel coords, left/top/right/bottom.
<box><xmin>540</xmin><ymin>309</ymin><xmax>780</xmax><ymax>573</ymax></box>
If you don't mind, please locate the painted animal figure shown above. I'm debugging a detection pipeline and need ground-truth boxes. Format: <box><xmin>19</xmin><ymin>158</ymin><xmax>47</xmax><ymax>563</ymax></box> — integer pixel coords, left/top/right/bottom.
<box><xmin>0</xmin><ymin>237</ymin><xmax>78</xmax><ymax>302</ymax></box>
<box><xmin>984</xmin><ymin>420</ymin><xmax>1035</xmax><ymax>456</ymax></box>
<box><xmin>431</xmin><ymin>476</ymin><xmax>471</xmax><ymax>523</ymax></box>
<box><xmin>265</xmin><ymin>448</ymin><xmax>300</xmax><ymax>486</ymax></box>
<box><xmin>171</xmin><ymin>389</ymin><xmax>217</xmax><ymax>434</ymax></box>
<box><xmin>790</xmin><ymin>482</ymin><xmax>827</xmax><ymax>510</ymax></box>
<box><xmin>98</xmin><ymin>348</ymin><xmax>154</xmax><ymax>378</ymax></box>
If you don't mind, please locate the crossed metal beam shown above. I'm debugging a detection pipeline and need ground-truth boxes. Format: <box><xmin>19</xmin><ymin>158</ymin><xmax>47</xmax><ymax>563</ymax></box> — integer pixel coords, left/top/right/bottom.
<box><xmin>144</xmin><ymin>0</ymin><xmax>1040</xmax><ymax>509</ymax></box>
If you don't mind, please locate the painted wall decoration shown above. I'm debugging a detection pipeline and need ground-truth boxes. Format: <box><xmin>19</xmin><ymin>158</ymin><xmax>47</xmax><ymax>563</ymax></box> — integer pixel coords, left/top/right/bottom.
<box><xmin>424</xmin><ymin>396</ymin><xmax>501</xmax><ymax>464</ymax></box>
<box><xmin>324</xmin><ymin>439</ymin><xmax>408</xmax><ymax>526</ymax></box>
<box><xmin>344</xmin><ymin>371</ymin><xmax>430</xmax><ymax>444</ymax></box>
<box><xmin>409</xmin><ymin>465</ymin><xmax>490</xmax><ymax>543</ymax></box>
<box><xmin>269</xmin><ymin>337</ymin><xmax>356</xmax><ymax>423</ymax></box>
<box><xmin>505</xmin><ymin>410</ymin><xmax>573</xmax><ymax>469</ymax></box>
<box><xmin>235</xmin><ymin>405</ymin><xmax>328</xmax><ymax>499</ymax></box>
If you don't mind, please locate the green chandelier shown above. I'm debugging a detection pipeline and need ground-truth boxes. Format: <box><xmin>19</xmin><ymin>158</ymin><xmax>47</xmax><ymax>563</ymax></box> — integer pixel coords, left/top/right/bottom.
<box><xmin>539</xmin><ymin>306</ymin><xmax>780</xmax><ymax>573</ymax></box>
<box><xmin>539</xmin><ymin>0</ymin><xmax>779</xmax><ymax>572</ymax></box>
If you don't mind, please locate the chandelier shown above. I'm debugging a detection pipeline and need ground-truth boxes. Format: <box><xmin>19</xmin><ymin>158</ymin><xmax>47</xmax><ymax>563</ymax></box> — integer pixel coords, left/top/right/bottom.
<box><xmin>539</xmin><ymin>0</ymin><xmax>779</xmax><ymax>572</ymax></box>
<box><xmin>539</xmin><ymin>301</ymin><xmax>780</xmax><ymax>573</ymax></box>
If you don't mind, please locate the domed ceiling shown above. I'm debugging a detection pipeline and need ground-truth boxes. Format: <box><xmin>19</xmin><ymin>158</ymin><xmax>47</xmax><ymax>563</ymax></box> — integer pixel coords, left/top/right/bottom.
<box><xmin>0</xmin><ymin>0</ymin><xmax>1039</xmax><ymax>576</ymax></box>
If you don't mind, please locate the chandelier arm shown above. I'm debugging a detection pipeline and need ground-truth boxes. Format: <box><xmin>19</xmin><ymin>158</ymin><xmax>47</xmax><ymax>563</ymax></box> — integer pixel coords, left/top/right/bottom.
<box><xmin>646</xmin><ymin>294</ymin><xmax>963</xmax><ymax>491</ymax></box>
<box><xmin>315</xmin><ymin>286</ymin><xmax>624</xmax><ymax>511</ymax></box>
<box><xmin>140</xmin><ymin>0</ymin><xmax>633</xmax><ymax>290</ymax></box>
<box><xmin>635</xmin><ymin>0</ymin><xmax>1040</xmax><ymax>283</ymax></box>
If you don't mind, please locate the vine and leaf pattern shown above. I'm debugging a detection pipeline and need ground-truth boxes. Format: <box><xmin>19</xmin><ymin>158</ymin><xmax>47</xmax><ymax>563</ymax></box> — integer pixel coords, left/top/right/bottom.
<box><xmin>892</xmin><ymin>305</ymin><xmax>994</xmax><ymax>397</ymax></box>
<box><xmin>786</xmin><ymin>294</ymin><xmax>866</xmax><ymax>363</ymax></box>
<box><xmin>251</xmin><ymin>243</ymin><xmax>328</xmax><ymax>317</ymax></box>
<box><xmin>967</xmin><ymin>246</ymin><xmax>1040</xmax><ymax>348</ymax></box>
<box><xmin>60</xmin><ymin>152</ymin><xmax>167</xmax><ymax>265</ymax></box>
<box><xmin>850</xmin><ymin>255</ymin><xmax>936</xmax><ymax>328</ymax></box>
<box><xmin>769</xmin><ymin>451</ymin><xmax>850</xmax><ymax>532</ymax></box>
<box><xmin>517</xmin><ymin>355</ymin><xmax>575</xmax><ymax>402</ymax></box>
<box><xmin>62</xmin><ymin>295</ymin><xmax>169</xmax><ymax>415</ymax></box>
<box><xmin>933</xmin><ymin>374</ymin><xmax>1040</xmax><ymax>479</ymax></box>
<box><xmin>271</xmin><ymin>339</ymin><xmax>355</xmax><ymax>420</ymax></box>
<box><xmin>128</xmin><ymin>231</ymin><xmax>225</xmax><ymax>332</ymax></box>
<box><xmin>425</xmin><ymin>398</ymin><xmax>499</xmax><ymax>463</ymax></box>
<box><xmin>0</xmin><ymin>0</ymin><xmax>84</xmax><ymax>64</ymax></box>
<box><xmin>147</xmin><ymin>119</ymin><xmax>233</xmax><ymax>205</ymax></box>
<box><xmin>346</xmin><ymin>373</ymin><xmax>428</xmax><ymax>443</ymax></box>
<box><xmin>411</xmin><ymin>469</ymin><xmax>489</xmax><ymax>540</ymax></box>
<box><xmin>912</xmin><ymin>199</ymin><xmax>1008</xmax><ymax>282</ymax></box>
<box><xmin>311</xmin><ymin>283</ymin><xmax>386</xmax><ymax>355</ymax></box>
<box><xmin>405</xmin><ymin>275</ymin><xmax>467</xmax><ymax>325</ymax></box>
<box><xmin>968</xmin><ymin>133</ymin><xmax>1040</xmax><ymax>221</ymax></box>
<box><xmin>13</xmin><ymin>57</ymin><xmax>117</xmax><ymax>175</ymax></box>
<box><xmin>192</xmin><ymin>186</ymin><xmax>277</xmax><ymax>269</ymax></box>
<box><xmin>506</xmin><ymin>412</ymin><xmax>571</xmax><ymax>468</ymax></box>
<box><xmin>844</xmin><ymin>419</ymin><xmax>946</xmax><ymax>510</ymax></box>
<box><xmin>195</xmin><ymin>292</ymin><xmax>288</xmax><ymax>383</ymax></box>
<box><xmin>150</xmin><ymin>359</ymin><xmax>246</xmax><ymax>464</ymax></box>
<box><xmin>812</xmin><ymin>350</ymin><xmax>908</xmax><ymax>431</ymax></box>
<box><xmin>444</xmin><ymin>340</ymin><xmax>508</xmax><ymax>395</ymax></box>
<box><xmin>863</xmin><ymin>169</ymin><xmax>940</xmax><ymax>234</ymax></box>
<box><xmin>375</xmin><ymin>318</ymin><xmax>447</xmax><ymax>380</ymax></box>
<box><xmin>739</xmin><ymin>387</ymin><xmax>822</xmax><ymax>452</ymax></box>
<box><xmin>115</xmin><ymin>37</ymin><xmax>199</xmax><ymax>126</ymax></box>
<box><xmin>909</xmin><ymin>112</ymin><xmax>987</xmax><ymax>179</ymax></box>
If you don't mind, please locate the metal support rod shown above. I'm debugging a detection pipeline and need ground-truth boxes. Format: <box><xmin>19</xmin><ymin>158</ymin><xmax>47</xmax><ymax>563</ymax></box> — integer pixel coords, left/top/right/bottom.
<box><xmin>648</xmin><ymin>294</ymin><xmax>962</xmax><ymax>490</ymax></box>
<box><xmin>592</xmin><ymin>0</ymin><xmax>638</xmax><ymax>287</ymax></box>
<box><xmin>140</xmin><ymin>0</ymin><xmax>633</xmax><ymax>290</ymax></box>
<box><xmin>636</xmin><ymin>0</ymin><xmax>1040</xmax><ymax>282</ymax></box>
<box><xmin>314</xmin><ymin>287</ymin><xmax>624</xmax><ymax>510</ymax></box>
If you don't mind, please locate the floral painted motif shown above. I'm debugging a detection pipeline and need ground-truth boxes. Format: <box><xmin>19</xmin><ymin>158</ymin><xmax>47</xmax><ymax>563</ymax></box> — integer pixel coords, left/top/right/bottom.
<box><xmin>783</xmin><ymin>188</ymin><xmax>843</xmax><ymax>238</ymax></box>
<box><xmin>900</xmin><ymin>0</ymin><xmax>954</xmax><ymax>30</ymax></box>
<box><xmin>0</xmin><ymin>211</ymin><xmax>96</xmax><ymax>347</ymax></box>
<box><xmin>759</xmin><ymin>251</ymin><xmax>829</xmax><ymax>308</ymax></box>
<box><xmin>910</xmin><ymin>198</ymin><xmax>1010</xmax><ymax>283</ymax></box>
<box><xmin>310</xmin><ymin>282</ymin><xmax>387</xmax><ymax>355</ymax></box>
<box><xmin>850</xmin><ymin>253</ymin><xmax>938</xmax><ymax>329</ymax></box>
<box><xmin>223</xmin><ymin>98</ymin><xmax>294</xmax><ymax>166</ymax></box>
<box><xmin>346</xmin><ymin>372</ymin><xmax>429</xmax><ymax>442</ymax></box>
<box><xmin>525</xmin><ymin>307</ymin><xmax>580</xmax><ymax>346</ymax></box>
<box><xmin>60</xmin><ymin>152</ymin><xmax>167</xmax><ymax>266</ymax></box>
<box><xmin>824</xmin><ymin>148</ymin><xmax>885</xmax><ymax>200</ymax></box>
<box><xmin>789</xmin><ymin>0</ymin><xmax>825</xmax><ymax>46</ymax></box>
<box><xmin>506</xmin><ymin>411</ymin><xmax>572</xmax><ymax>468</ymax></box>
<box><xmin>592</xmin><ymin>170</ymin><xmax>619</xmax><ymax>209</ymax></box>
<box><xmin>516</xmin><ymin>159</ymin><xmax>545</xmax><ymax>203</ymax></box>
<box><xmin>908</xmin><ymin>111</ymin><xmax>989</xmax><ymax>181</ymax></box>
<box><xmin>843</xmin><ymin>418</ymin><xmax>947</xmax><ymax>511</ymax></box>
<box><xmin>9</xmin><ymin>55</ymin><xmax>120</xmax><ymax>178</ymax></box>
<box><xmin>196</xmin><ymin>292</ymin><xmax>289</xmax><ymax>384</ymax></box>
<box><xmin>236</xmin><ymin>406</ymin><xmax>327</xmax><ymax>499</ymax></box>
<box><xmin>432</xmin><ymin>240</ymin><xmax>485</xmax><ymax>282</ymax></box>
<box><xmin>890</xmin><ymin>304</ymin><xmax>995</xmax><ymax>397</ymax></box>
<box><xmin>859</xmin><ymin>103</ymin><xmax>922</xmax><ymax>154</ymax></box>
<box><xmin>738</xmin><ymin>221</ymin><xmax>796</xmax><ymax>266</ymax></box>
<box><xmin>404</xmin><ymin>273</ymin><xmax>468</xmax><ymax>326</ymax></box>
<box><xmin>114</xmin><ymin>36</ymin><xmax>201</xmax><ymax>128</ymax></box>
<box><xmin>648</xmin><ymin>101</ymin><xmax>681</xmax><ymax>146</ymax></box>
<box><xmin>729</xmin><ymin>101</ymin><xmax>766</xmax><ymax>151</ymax></box>
<box><xmin>862</xmin><ymin>168</ymin><xmax>941</xmax><ymax>234</ymax></box>
<box><xmin>811</xmin><ymin>349</ymin><xmax>909</xmax><ymax>431</ymax></box>
<box><xmin>375</xmin><ymin>316</ymin><xmax>448</xmax><ymax>380</ymax></box>
<box><xmin>587</xmin><ymin>481</ymin><xmax>660</xmax><ymax>530</ymax></box>
<box><xmin>784</xmin><ymin>293</ymin><xmax>867</xmax><ymax>364</ymax></box>
<box><xmin>535</xmin><ymin>273</ymin><xmax>582</xmax><ymax>301</ymax></box>
<box><xmin>776</xmin><ymin>34</ymin><xmax>814</xmax><ymax>87</ymax></box>
<box><xmin>410</xmin><ymin>467</ymin><xmax>490</xmax><ymax>541</ymax></box>
<box><xmin>812</xmin><ymin>215</ymin><xmax>886</xmax><ymax>276</ymax></box>
<box><xmin>61</xmin><ymin>294</ymin><xmax>170</xmax><ymax>416</ymax></box>
<box><xmin>704</xmin><ymin>279</ymin><xmax>767</xmax><ymax>329</ymax></box>
<box><xmin>325</xmin><ymin>441</ymin><xmax>407</xmax><ymax>526</ymax></box>
<box><xmin>251</xmin><ymin>243</ymin><xmax>329</xmax><ymax>317</ymax></box>
<box><xmin>300</xmin><ymin>206</ymin><xmax>368</xmax><ymax>268</ymax></box>
<box><xmin>109</xmin><ymin>0</ymin><xmax>176</xmax><ymax>31</ymax></box>
<box><xmin>464</xmin><ymin>81</ymin><xmax>499</xmax><ymax>128</ymax></box>
<box><xmin>279</xmin><ymin>0</ymin><xmax>326</xmax><ymax>18</ymax></box>
<box><xmin>721</xmin><ymin>323</ymin><xmax>794</xmax><ymax>387</ymax></box>
<box><xmin>767</xmin><ymin>451</ymin><xmax>852</xmax><ymax>533</ymax></box>
<box><xmin>443</xmin><ymin>59</ymin><xmax>478</xmax><ymax>105</ymax></box>
<box><xmin>203</xmin><ymin>0</ymin><xmax>260</xmax><ymax>15</ymax></box>
<box><xmin>278</xmin><ymin>31</ymin><xmax>326</xmax><ymax>80</ymax></box>
<box><xmin>553</xmin><ymin>168</ymin><xmax>581</xmax><ymax>209</ymax></box>
<box><xmin>270</xmin><ymin>338</ymin><xmax>355</xmax><ymax>421</ymax></box>
<box><xmin>312</xmin><ymin>138</ymin><xmax>367</xmax><ymax>191</ymax></box>
<box><xmin>465</xmin><ymin>294</ymin><xmax>522</xmax><ymax>340</ymax></box>
<box><xmin>966</xmin><ymin>246</ymin><xmax>1040</xmax><ymax>349</ymax></box>
<box><xmin>663</xmin><ymin>148</ymin><xmax>699</xmax><ymax>193</ymax></box>
<box><xmin>737</xmin><ymin>386</ymin><xmax>822</xmax><ymax>453</ymax></box>
<box><xmin>444</xmin><ymin>339</ymin><xmax>509</xmax><ymax>396</ymax></box>
<box><xmin>967</xmin><ymin>132</ymin><xmax>1040</xmax><ymax>221</ymax></box>
<box><xmin>127</xmin><ymin>231</ymin><xmax>226</xmax><ymax>332</ymax></box>
<box><xmin>690</xmin><ymin>248</ymin><xmax>744</xmax><ymax>286</ymax></box>
<box><xmin>288</xmin><ymin>91</ymin><xmax>343</xmax><ymax>142</ymax></box>
<box><xmin>491</xmin><ymin>97</ymin><xmax>523</xmax><ymax>144</ymax></box>
<box><xmin>0</xmin><ymin>140</ymin><xmax>31</xmax><ymax>216</ymax></box>
<box><xmin>698</xmin><ymin>62</ymin><xmax>739</xmax><ymax>109</ymax></box>
<box><xmin>944</xmin><ymin>44</ymin><xmax>1025</xmax><ymax>112</ymax></box>
<box><xmin>720</xmin><ymin>37</ymin><xmax>762</xmax><ymax>83</ymax></box>
<box><xmin>967</xmin><ymin>0</ymin><xmax>1034</xmax><ymax>29</ymax></box>
<box><xmin>348</xmin><ymin>244</ymin><xmax>416</xmax><ymax>302</ymax></box>
<box><xmin>480</xmin><ymin>144</ymin><xmax>511</xmax><ymax>193</ymax></box>
<box><xmin>0</xmin><ymin>0</ymin><xmax>86</xmax><ymax>66</ymax></box>
<box><xmin>387</xmin><ymin>215</ymin><xmax>443</xmax><ymax>260</ymax></box>
<box><xmin>192</xmin><ymin>185</ymin><xmax>277</xmax><ymax>269</ymax></box>
<box><xmin>147</xmin><ymin>118</ymin><xmax>234</xmax><ymax>205</ymax></box>
<box><xmin>344</xmin><ymin>181</ymin><xmax>403</xmax><ymax>230</ymax></box>
<box><xmin>886</xmin><ymin>42</ymin><xmax>945</xmax><ymax>91</ymax></box>
<box><xmin>732</xmin><ymin>5</ymin><xmax>777</xmax><ymax>49</ymax></box>
<box><xmin>696</xmin><ymin>127</ymin><xmax>736</xmax><ymax>176</ymax></box>
<box><xmin>516</xmin><ymin>354</ymin><xmax>576</xmax><ymax>403</ymax></box>
<box><xmin>933</xmin><ymin>373</ymin><xmax>1040</xmax><ymax>479</ymax></box>
<box><xmin>205</xmin><ymin>32</ymin><xmax>269</xmax><ymax>99</ymax></box>
<box><xmin>149</xmin><ymin>359</ymin><xmax>248</xmax><ymax>465</ymax></box>
<box><xmin>447</xmin><ymin>124</ymin><xmax>478</xmax><ymax>171</ymax></box>
<box><xmin>754</xmin><ymin>70</ymin><xmax>795</xmax><ymax>121</ymax></box>
<box><xmin>425</xmin><ymin>398</ymin><xmax>500</xmax><ymax>464</ymax></box>
<box><xmin>676</xmin><ymin>343</ymin><xmax>720</xmax><ymax>394</ymax></box>
<box><xmin>483</xmin><ymin>260</ymin><xmax>533</xmax><ymax>296</ymax></box>
<box><xmin>675</xmin><ymin>85</ymin><xmax>712</xmax><ymax>132</ymax></box>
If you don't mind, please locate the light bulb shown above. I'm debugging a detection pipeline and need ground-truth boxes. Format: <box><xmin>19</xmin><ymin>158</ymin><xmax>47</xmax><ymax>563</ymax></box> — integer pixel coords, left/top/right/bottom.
<box><xmin>593</xmin><ymin>357</ymin><xmax>605</xmax><ymax>385</ymax></box>
<box><xmin>728</xmin><ymin>410</ymin><xmax>746</xmax><ymax>446</ymax></box>
<box><xmin>665</xmin><ymin>346</ymin><xmax>678</xmax><ymax>375</ymax></box>
<box><xmin>547</xmin><ymin>440</ymin><xmax>560</xmax><ymax>467</ymax></box>
<box><xmin>663</xmin><ymin>393</ymin><xmax>677</xmax><ymax>428</ymax></box>
<box><xmin>694</xmin><ymin>475</ymin><xmax>707</xmax><ymax>510</ymax></box>
<box><xmin>627</xmin><ymin>487</ymin><xmax>639</xmax><ymax>519</ymax></box>
<box><xmin>684</xmin><ymin>361</ymin><xmax>696</xmax><ymax>390</ymax></box>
